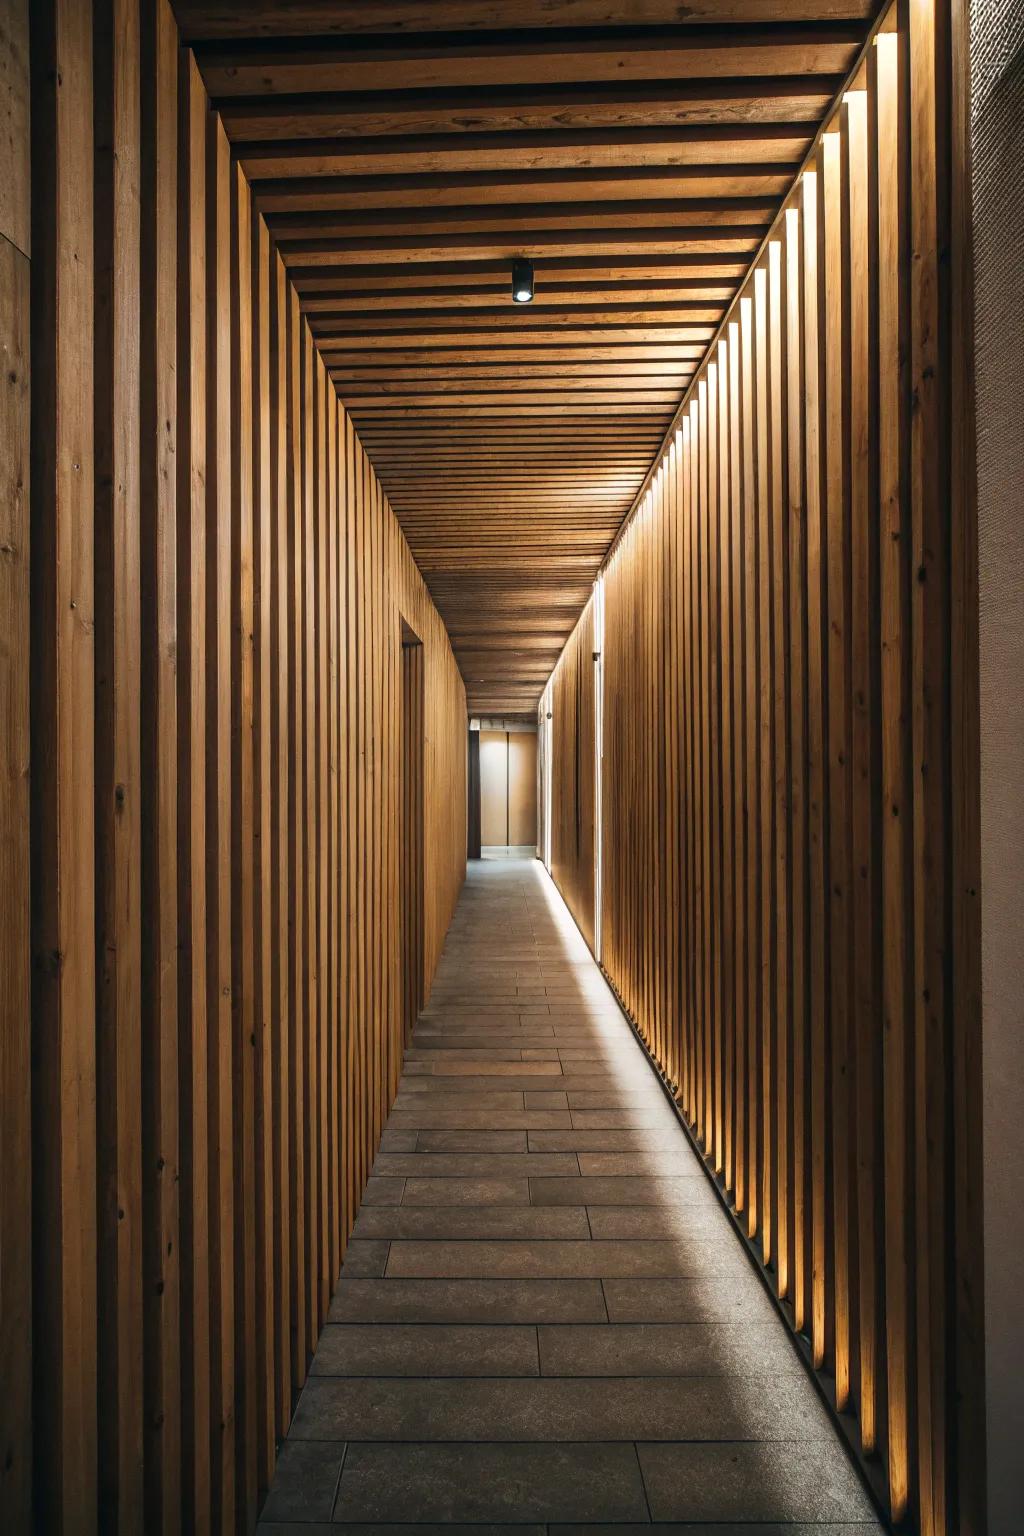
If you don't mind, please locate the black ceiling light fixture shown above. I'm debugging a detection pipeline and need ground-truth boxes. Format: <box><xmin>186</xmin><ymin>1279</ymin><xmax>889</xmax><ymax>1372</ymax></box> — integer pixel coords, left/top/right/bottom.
<box><xmin>511</xmin><ymin>257</ymin><xmax>534</xmax><ymax>304</ymax></box>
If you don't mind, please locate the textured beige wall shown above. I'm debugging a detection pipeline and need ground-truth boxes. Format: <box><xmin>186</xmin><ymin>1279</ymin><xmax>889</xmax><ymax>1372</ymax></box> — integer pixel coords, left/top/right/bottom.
<box><xmin>972</xmin><ymin>1</ymin><xmax>1024</xmax><ymax>1525</ymax></box>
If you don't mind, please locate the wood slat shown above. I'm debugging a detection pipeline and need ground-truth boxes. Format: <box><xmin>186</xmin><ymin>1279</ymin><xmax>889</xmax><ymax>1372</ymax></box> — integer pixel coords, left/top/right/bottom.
<box><xmin>0</xmin><ymin>3</ymin><xmax>31</xmax><ymax>1522</ymax></box>
<box><xmin>29</xmin><ymin>2</ymin><xmax>99</xmax><ymax>1530</ymax></box>
<box><xmin>182</xmin><ymin>4</ymin><xmax>881</xmax><ymax>711</ymax></box>
<box><xmin>175</xmin><ymin>1</ymin><xmax>878</xmax><ymax>41</ymax></box>
<box><xmin>197</xmin><ymin>29</ymin><xmax>862</xmax><ymax>99</ymax></box>
<box><xmin>543</xmin><ymin>8</ymin><xmax>981</xmax><ymax>1535</ymax></box>
<box><xmin>94</xmin><ymin>0</ymin><xmax>144</xmax><ymax>1526</ymax></box>
<box><xmin>16</xmin><ymin>12</ymin><xmax>467</xmax><ymax>1530</ymax></box>
<box><xmin>235</xmin><ymin>123</ymin><xmax>812</xmax><ymax>169</ymax></box>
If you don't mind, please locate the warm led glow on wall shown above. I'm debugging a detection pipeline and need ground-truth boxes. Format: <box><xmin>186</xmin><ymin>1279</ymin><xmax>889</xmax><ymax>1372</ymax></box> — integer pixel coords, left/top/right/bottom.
<box><xmin>593</xmin><ymin>576</ymin><xmax>605</xmax><ymax>963</ymax></box>
<box><xmin>540</xmin><ymin>3</ymin><xmax>980</xmax><ymax>1531</ymax></box>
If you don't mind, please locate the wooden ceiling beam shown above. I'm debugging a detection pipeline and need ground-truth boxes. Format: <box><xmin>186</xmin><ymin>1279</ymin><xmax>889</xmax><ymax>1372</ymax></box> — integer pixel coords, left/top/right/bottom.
<box><xmin>297</xmin><ymin>284</ymin><xmax>736</xmax><ymax>308</ymax></box>
<box><xmin>244</xmin><ymin>164</ymin><xmax>794</xmax><ymax>205</ymax></box>
<box><xmin>226</xmin><ymin>122</ymin><xmax>810</xmax><ymax>166</ymax></box>
<box><xmin>340</xmin><ymin>395</ymin><xmax>690</xmax><ymax>409</ymax></box>
<box><xmin>281</xmin><ymin>231</ymin><xmax>763</xmax><ymax>263</ymax></box>
<box><xmin>290</xmin><ymin>257</ymin><xmax>750</xmax><ymax>286</ymax></box>
<box><xmin>313</xmin><ymin>301</ymin><xmax>723</xmax><ymax>322</ymax></box>
<box><xmin>325</xmin><ymin>344</ymin><xmax>707</xmax><ymax>362</ymax></box>
<box><xmin>318</xmin><ymin>328</ymin><xmax>716</xmax><ymax>348</ymax></box>
<box><xmin>176</xmin><ymin>4</ymin><xmax>875</xmax><ymax>40</ymax></box>
<box><xmin>206</xmin><ymin>76</ymin><xmax>841</xmax><ymax>138</ymax></box>
<box><xmin>268</xmin><ymin>203</ymin><xmax>775</xmax><ymax>241</ymax></box>
<box><xmin>346</xmin><ymin>401</ymin><xmax>676</xmax><ymax>414</ymax></box>
<box><xmin>329</xmin><ymin>361</ymin><xmax>699</xmax><ymax>378</ymax></box>
<box><xmin>196</xmin><ymin>27</ymin><xmax>862</xmax><ymax>97</ymax></box>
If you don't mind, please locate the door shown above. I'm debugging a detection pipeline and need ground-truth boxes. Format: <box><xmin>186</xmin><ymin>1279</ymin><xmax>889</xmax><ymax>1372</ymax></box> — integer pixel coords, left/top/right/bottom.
<box><xmin>478</xmin><ymin>727</ymin><xmax>537</xmax><ymax>850</ymax></box>
<box><xmin>479</xmin><ymin>729</ymin><xmax>508</xmax><ymax>847</ymax></box>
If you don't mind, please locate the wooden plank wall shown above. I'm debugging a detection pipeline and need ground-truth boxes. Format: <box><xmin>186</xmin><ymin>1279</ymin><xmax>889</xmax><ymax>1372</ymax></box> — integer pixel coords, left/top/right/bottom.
<box><xmin>11</xmin><ymin>2</ymin><xmax>466</xmax><ymax>1530</ymax></box>
<box><xmin>400</xmin><ymin>637</ymin><xmax>426</xmax><ymax>1045</ymax></box>
<box><xmin>0</xmin><ymin>0</ymin><xmax>31</xmax><ymax>1526</ymax></box>
<box><xmin>546</xmin><ymin>601</ymin><xmax>597</xmax><ymax>951</ymax></box>
<box><xmin>542</xmin><ymin>2</ymin><xmax>983</xmax><ymax>1532</ymax></box>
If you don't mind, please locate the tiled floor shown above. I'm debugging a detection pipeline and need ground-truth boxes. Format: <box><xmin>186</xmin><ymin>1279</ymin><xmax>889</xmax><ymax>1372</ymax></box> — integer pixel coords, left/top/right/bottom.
<box><xmin>259</xmin><ymin>858</ymin><xmax>882</xmax><ymax>1533</ymax></box>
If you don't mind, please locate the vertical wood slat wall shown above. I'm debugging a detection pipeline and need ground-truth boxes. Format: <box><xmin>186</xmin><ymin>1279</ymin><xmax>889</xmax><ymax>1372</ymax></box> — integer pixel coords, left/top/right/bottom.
<box><xmin>541</xmin><ymin>3</ymin><xmax>983</xmax><ymax>1533</ymax></box>
<box><xmin>400</xmin><ymin>638</ymin><xmax>426</xmax><ymax>1046</ymax></box>
<box><xmin>546</xmin><ymin>601</ymin><xmax>597</xmax><ymax>953</ymax></box>
<box><xmin>0</xmin><ymin>0</ymin><xmax>31</xmax><ymax>1530</ymax></box>
<box><xmin>6</xmin><ymin>1</ymin><xmax>466</xmax><ymax>1530</ymax></box>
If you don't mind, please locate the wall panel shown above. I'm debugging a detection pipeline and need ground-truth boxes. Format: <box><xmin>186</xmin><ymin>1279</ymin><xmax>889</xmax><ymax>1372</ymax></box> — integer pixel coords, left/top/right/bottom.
<box><xmin>543</xmin><ymin>3</ymin><xmax>981</xmax><ymax>1530</ymax></box>
<box><xmin>0</xmin><ymin>1</ymin><xmax>31</xmax><ymax>1524</ymax></box>
<box><xmin>10</xmin><ymin>4</ymin><xmax>467</xmax><ymax>1530</ymax></box>
<box><xmin>547</xmin><ymin>602</ymin><xmax>597</xmax><ymax>950</ymax></box>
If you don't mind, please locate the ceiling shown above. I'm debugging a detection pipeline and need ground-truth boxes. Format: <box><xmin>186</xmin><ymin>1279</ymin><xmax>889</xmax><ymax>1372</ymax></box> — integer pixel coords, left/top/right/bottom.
<box><xmin>176</xmin><ymin>0</ymin><xmax>878</xmax><ymax>716</ymax></box>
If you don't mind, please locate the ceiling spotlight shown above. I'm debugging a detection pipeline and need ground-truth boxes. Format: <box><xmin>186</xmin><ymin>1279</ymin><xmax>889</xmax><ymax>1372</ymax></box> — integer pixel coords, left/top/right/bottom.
<box><xmin>512</xmin><ymin>257</ymin><xmax>534</xmax><ymax>304</ymax></box>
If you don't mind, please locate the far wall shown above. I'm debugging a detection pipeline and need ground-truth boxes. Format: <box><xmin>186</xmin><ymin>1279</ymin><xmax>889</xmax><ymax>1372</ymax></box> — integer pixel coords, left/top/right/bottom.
<box><xmin>480</xmin><ymin>728</ymin><xmax>538</xmax><ymax>847</ymax></box>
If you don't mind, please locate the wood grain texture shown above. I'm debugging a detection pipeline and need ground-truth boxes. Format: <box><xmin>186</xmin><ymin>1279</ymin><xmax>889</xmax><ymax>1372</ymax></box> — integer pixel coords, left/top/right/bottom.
<box><xmin>0</xmin><ymin>108</ymin><xmax>31</xmax><ymax>1533</ymax></box>
<box><xmin>16</xmin><ymin>9</ymin><xmax>466</xmax><ymax>1530</ymax></box>
<box><xmin>543</xmin><ymin>6</ymin><xmax>982</xmax><ymax>1532</ymax></box>
<box><xmin>175</xmin><ymin>1</ymin><xmax>879</xmax><ymax>41</ymax></box>
<box><xmin>29</xmin><ymin>1</ymin><xmax>98</xmax><ymax>1529</ymax></box>
<box><xmin>0</xmin><ymin>0</ymin><xmax>30</xmax><ymax>255</ymax></box>
<box><xmin>94</xmin><ymin>1</ymin><xmax>144</xmax><ymax>1526</ymax></box>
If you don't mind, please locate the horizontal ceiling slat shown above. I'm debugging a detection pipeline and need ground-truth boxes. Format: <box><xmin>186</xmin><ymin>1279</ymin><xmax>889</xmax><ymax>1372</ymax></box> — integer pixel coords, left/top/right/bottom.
<box><xmin>216</xmin><ymin>77</ymin><xmax>839</xmax><ymax>137</ymax></box>
<box><xmin>175</xmin><ymin>2</ymin><xmax>876</xmax><ymax>42</ymax></box>
<box><xmin>180</xmin><ymin>0</ymin><xmax>881</xmax><ymax>710</ymax></box>
<box><xmin>197</xmin><ymin>27</ymin><xmax>863</xmax><ymax>96</ymax></box>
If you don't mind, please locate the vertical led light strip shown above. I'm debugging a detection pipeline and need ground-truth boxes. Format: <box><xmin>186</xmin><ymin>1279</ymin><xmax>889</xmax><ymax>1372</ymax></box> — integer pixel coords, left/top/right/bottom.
<box><xmin>593</xmin><ymin>577</ymin><xmax>605</xmax><ymax>961</ymax></box>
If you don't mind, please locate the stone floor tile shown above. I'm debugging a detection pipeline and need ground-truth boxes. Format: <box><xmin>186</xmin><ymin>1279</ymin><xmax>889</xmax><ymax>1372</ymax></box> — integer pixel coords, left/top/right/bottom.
<box><xmin>291</xmin><ymin>1373</ymin><xmax>834</xmax><ymax>1442</ymax></box>
<box><xmin>549</xmin><ymin>1525</ymin><xmax>883</xmax><ymax>1535</ymax></box>
<box><xmin>429</xmin><ymin>1060</ymin><xmax>565</xmax><ymax>1076</ymax></box>
<box><xmin>577</xmin><ymin>1151</ymin><xmax>703</xmax><ymax>1177</ymax></box>
<box><xmin>566</xmin><ymin>1091</ymin><xmax>671</xmax><ymax>1110</ymax></box>
<box><xmin>530</xmin><ymin>1176</ymin><xmax>715</xmax><ymax>1207</ymax></box>
<box><xmin>338</xmin><ymin>1241</ymin><xmax>390</xmax><ymax>1277</ymax></box>
<box><xmin>384</xmin><ymin>1239</ymin><xmax>751</xmax><ymax>1280</ymax></box>
<box><xmin>538</xmin><ymin>1321</ymin><xmax>804</xmax><ymax>1377</ymax></box>
<box><xmin>327</xmin><ymin>1277</ymin><xmax>607</xmax><ymax>1325</ymax></box>
<box><xmin>332</xmin><ymin>1442</ymin><xmax>648</xmax><ymax>1523</ymax></box>
<box><xmin>527</xmin><ymin>1129</ymin><xmax>689</xmax><ymax>1152</ymax></box>
<box><xmin>570</xmin><ymin>1110</ymin><xmax>680</xmax><ymax>1130</ymax></box>
<box><xmin>373</xmin><ymin>1152</ymin><xmax>578</xmax><ymax>1179</ymax></box>
<box><xmin>586</xmin><ymin>1206</ymin><xmax>733</xmax><ymax>1241</ymax></box>
<box><xmin>387</xmin><ymin>1109</ymin><xmax>573</xmax><ymax>1130</ymax></box>
<box><xmin>402</xmin><ymin>1177</ymin><xmax>531</xmax><ymax>1206</ymax></box>
<box><xmin>601</xmin><ymin>1275</ymin><xmax>776</xmax><ymax>1323</ymax></box>
<box><xmin>375</xmin><ymin>1130</ymin><xmax>419</xmax><ymax>1153</ymax></box>
<box><xmin>352</xmin><ymin>1206</ymin><xmax>591</xmax><ymax>1242</ymax></box>
<box><xmin>402</xmin><ymin>1044</ymin><xmax>534</xmax><ymax>1056</ymax></box>
<box><xmin>360</xmin><ymin>1178</ymin><xmax>406</xmax><ymax>1205</ymax></box>
<box><xmin>403</xmin><ymin>1076</ymin><xmax>570</xmax><ymax>1095</ymax></box>
<box><xmin>393</xmin><ymin>1090</ymin><xmax>527</xmax><ymax>1110</ymax></box>
<box><xmin>637</xmin><ymin>1440</ymin><xmax>879</xmax><ymax>1523</ymax></box>
<box><xmin>259</xmin><ymin>1439</ymin><xmax>346</xmax><ymax>1521</ymax></box>
<box><xmin>311</xmin><ymin>1323</ymin><xmax>539</xmax><ymax>1378</ymax></box>
<box><xmin>413</xmin><ymin>1129</ymin><xmax>528</xmax><ymax>1152</ymax></box>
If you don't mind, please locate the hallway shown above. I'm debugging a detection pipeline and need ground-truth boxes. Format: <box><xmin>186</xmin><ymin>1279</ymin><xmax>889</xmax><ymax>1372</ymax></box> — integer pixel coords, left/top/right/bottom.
<box><xmin>5</xmin><ymin>1</ymin><xmax>1000</xmax><ymax>1528</ymax></box>
<box><xmin>260</xmin><ymin>860</ymin><xmax>879</xmax><ymax>1530</ymax></box>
